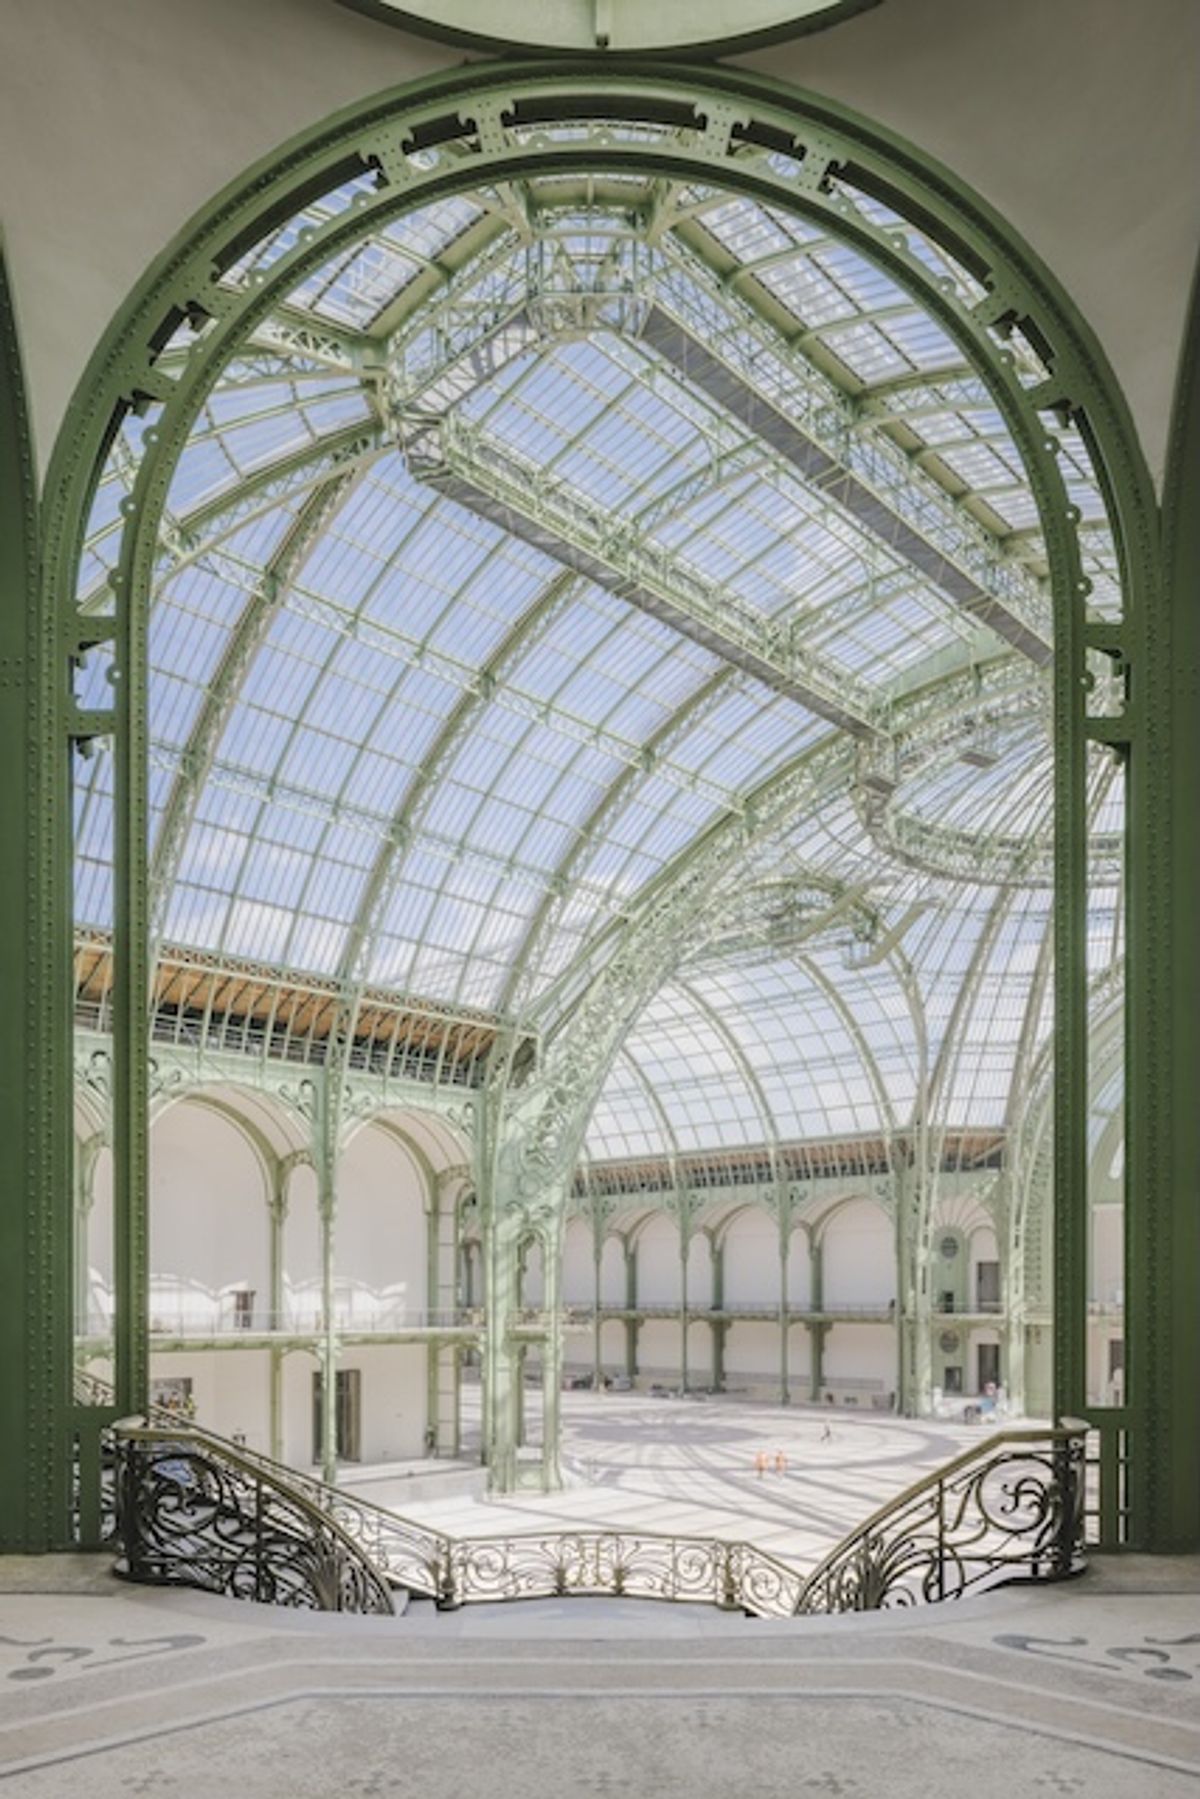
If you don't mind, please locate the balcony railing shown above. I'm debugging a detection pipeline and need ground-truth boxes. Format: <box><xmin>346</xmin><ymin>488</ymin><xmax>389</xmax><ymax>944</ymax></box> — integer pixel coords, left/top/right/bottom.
<box><xmin>795</xmin><ymin>1421</ymin><xmax>1086</xmax><ymax>1612</ymax></box>
<box><xmin>90</xmin><ymin>1379</ymin><xmax>1088</xmax><ymax>1620</ymax></box>
<box><xmin>78</xmin><ymin>1305</ymin><xmax>483</xmax><ymax>1341</ymax></box>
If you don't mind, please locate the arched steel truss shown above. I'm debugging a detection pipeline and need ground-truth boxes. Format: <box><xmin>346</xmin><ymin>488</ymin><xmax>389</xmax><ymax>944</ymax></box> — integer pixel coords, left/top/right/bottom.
<box><xmin>27</xmin><ymin>62</ymin><xmax>1162</xmax><ymax>1516</ymax></box>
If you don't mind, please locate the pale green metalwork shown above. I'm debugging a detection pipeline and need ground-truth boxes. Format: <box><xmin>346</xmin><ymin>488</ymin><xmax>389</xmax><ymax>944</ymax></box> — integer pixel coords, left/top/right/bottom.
<box><xmin>22</xmin><ymin>60</ymin><xmax>1162</xmax><ymax>1537</ymax></box>
<box><xmin>390</xmin><ymin>221</ymin><xmax>1055</xmax><ymax>656</ymax></box>
<box><xmin>340</xmin><ymin>1</ymin><xmax>882</xmax><ymax>57</ymax></box>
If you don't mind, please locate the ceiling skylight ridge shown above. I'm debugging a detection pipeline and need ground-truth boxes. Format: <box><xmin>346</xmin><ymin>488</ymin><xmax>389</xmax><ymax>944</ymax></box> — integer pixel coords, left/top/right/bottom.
<box><xmin>407</xmin><ymin>411</ymin><xmax>881</xmax><ymax>736</ymax></box>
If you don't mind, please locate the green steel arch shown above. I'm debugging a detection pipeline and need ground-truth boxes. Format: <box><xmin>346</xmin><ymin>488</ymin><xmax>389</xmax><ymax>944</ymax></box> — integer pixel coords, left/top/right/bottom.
<box><xmin>11</xmin><ymin>58</ymin><xmax>1184</xmax><ymax>1545</ymax></box>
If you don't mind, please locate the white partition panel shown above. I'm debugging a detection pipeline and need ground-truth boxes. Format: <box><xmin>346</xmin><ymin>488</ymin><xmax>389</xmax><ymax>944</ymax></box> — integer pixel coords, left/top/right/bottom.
<box><xmin>336</xmin><ymin>1127</ymin><xmax>427</xmax><ymax>1327</ymax></box>
<box><xmin>722</xmin><ymin>1207</ymin><xmax>779</xmax><ymax>1303</ymax></box>
<box><xmin>821</xmin><ymin>1199</ymin><xmax>895</xmax><ymax>1307</ymax></box>
<box><xmin>636</xmin><ymin>1215</ymin><xmax>681</xmax><ymax>1305</ymax></box>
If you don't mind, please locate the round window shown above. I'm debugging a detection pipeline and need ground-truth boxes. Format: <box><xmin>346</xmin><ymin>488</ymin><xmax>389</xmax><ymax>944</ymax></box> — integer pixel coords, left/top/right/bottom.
<box><xmin>340</xmin><ymin>1</ymin><xmax>880</xmax><ymax>55</ymax></box>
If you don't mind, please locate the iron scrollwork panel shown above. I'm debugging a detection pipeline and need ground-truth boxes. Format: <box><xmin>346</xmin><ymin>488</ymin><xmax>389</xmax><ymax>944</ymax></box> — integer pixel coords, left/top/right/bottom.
<box><xmin>114</xmin><ymin>1433</ymin><xmax>395</xmax><ymax>1615</ymax></box>
<box><xmin>796</xmin><ymin>1428</ymin><xmax>1086</xmax><ymax>1614</ymax></box>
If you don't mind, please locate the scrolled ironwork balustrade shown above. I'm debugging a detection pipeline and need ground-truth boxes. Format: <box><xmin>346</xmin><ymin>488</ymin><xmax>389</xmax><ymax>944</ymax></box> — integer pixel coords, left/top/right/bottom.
<box><xmin>794</xmin><ymin>1421</ymin><xmax>1087</xmax><ymax>1614</ymax></box>
<box><xmin>89</xmin><ymin>1378</ymin><xmax>1087</xmax><ymax>1621</ymax></box>
<box><xmin>438</xmin><ymin>1528</ymin><xmax>805</xmax><ymax>1617</ymax></box>
<box><xmin>78</xmin><ymin>1372</ymin><xmax>450</xmax><ymax>1599</ymax></box>
<box><xmin>113</xmin><ymin>1423</ymin><xmax>397</xmax><ymax>1614</ymax></box>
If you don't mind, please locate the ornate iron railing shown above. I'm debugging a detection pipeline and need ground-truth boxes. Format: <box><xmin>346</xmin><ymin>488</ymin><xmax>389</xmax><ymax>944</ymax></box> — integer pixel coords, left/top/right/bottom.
<box><xmin>795</xmin><ymin>1421</ymin><xmax>1087</xmax><ymax>1613</ymax></box>
<box><xmin>88</xmin><ymin>1377</ymin><xmax>1088</xmax><ymax>1620</ymax></box>
<box><xmin>113</xmin><ymin>1423</ymin><xmax>396</xmax><ymax>1614</ymax></box>
<box><xmin>108</xmin><ymin>1416</ymin><xmax>805</xmax><ymax>1617</ymax></box>
<box><xmin>84</xmin><ymin>1372</ymin><xmax>450</xmax><ymax>1601</ymax></box>
<box><xmin>437</xmin><ymin>1530</ymin><xmax>804</xmax><ymax>1614</ymax></box>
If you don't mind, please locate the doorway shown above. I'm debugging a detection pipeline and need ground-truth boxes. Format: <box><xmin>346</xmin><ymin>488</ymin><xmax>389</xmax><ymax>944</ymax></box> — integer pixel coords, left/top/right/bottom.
<box><xmin>976</xmin><ymin>1343</ymin><xmax>1001</xmax><ymax>1393</ymax></box>
<box><xmin>313</xmin><ymin>1368</ymin><xmax>362</xmax><ymax>1463</ymax></box>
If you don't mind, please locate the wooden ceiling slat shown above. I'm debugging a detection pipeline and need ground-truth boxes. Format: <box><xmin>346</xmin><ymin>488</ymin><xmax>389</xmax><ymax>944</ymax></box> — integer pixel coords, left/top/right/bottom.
<box><xmin>75</xmin><ymin>936</ymin><xmax>512</xmax><ymax>1072</ymax></box>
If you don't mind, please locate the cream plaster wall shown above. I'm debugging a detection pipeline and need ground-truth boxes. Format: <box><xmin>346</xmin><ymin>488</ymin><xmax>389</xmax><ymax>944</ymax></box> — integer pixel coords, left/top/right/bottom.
<box><xmin>0</xmin><ymin>0</ymin><xmax>1194</xmax><ymax>481</ymax></box>
<box><xmin>562</xmin><ymin>1218</ymin><xmax>594</xmax><ymax>1305</ymax></box>
<box><xmin>823</xmin><ymin>1322</ymin><xmax>896</xmax><ymax>1394</ymax></box>
<box><xmin>820</xmin><ymin>1200</ymin><xmax>895</xmax><ymax>1307</ymax></box>
<box><xmin>148</xmin><ymin>1101</ymin><xmax>271</xmax><ymax>1324</ymax></box>
<box><xmin>722</xmin><ymin>1208</ymin><xmax>780</xmax><ymax>1304</ymax></box>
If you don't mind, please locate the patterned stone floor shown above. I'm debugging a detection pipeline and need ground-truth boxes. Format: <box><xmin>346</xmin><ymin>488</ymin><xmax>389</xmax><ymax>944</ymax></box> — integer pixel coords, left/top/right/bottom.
<box><xmin>1</xmin><ymin>1559</ymin><xmax>1198</xmax><ymax>1795</ymax></box>
<box><xmin>373</xmin><ymin>1391</ymin><xmax>987</xmax><ymax>1571</ymax></box>
<box><xmin>3</xmin><ymin>1405</ymin><xmax>1196</xmax><ymax>1794</ymax></box>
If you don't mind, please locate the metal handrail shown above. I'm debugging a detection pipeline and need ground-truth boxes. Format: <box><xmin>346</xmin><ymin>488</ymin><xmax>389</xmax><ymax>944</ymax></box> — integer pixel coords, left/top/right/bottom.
<box><xmin>81</xmin><ymin>1377</ymin><xmax>1087</xmax><ymax>1619</ymax></box>
<box><xmin>795</xmin><ymin>1418</ymin><xmax>1087</xmax><ymax>1613</ymax></box>
<box><xmin>112</xmin><ymin>1415</ymin><xmax>806</xmax><ymax>1617</ymax></box>
<box><xmin>112</xmin><ymin>1419</ymin><xmax>397</xmax><ymax>1615</ymax></box>
<box><xmin>84</xmin><ymin>1377</ymin><xmax>807</xmax><ymax>1617</ymax></box>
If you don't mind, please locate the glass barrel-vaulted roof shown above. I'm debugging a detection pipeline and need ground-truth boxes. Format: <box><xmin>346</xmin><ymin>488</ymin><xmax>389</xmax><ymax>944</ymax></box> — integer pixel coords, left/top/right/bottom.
<box><xmin>72</xmin><ymin>159</ymin><xmax>1123</xmax><ymax>1156</ymax></box>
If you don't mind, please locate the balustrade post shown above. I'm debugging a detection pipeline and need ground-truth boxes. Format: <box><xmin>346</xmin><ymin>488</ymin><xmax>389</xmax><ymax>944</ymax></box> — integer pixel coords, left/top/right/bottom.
<box><xmin>593</xmin><ymin>1237</ymin><xmax>604</xmax><ymax>1390</ymax></box>
<box><xmin>935</xmin><ymin>1477</ymin><xmax>947</xmax><ymax>1601</ymax></box>
<box><xmin>679</xmin><ymin>1218</ymin><xmax>689</xmax><ymax>1395</ymax></box>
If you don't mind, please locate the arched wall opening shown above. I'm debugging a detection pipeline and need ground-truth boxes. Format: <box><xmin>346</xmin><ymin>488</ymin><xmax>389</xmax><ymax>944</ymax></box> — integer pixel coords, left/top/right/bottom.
<box><xmin>22</xmin><ymin>57</ymin><xmax>1170</xmax><ymax>1540</ymax></box>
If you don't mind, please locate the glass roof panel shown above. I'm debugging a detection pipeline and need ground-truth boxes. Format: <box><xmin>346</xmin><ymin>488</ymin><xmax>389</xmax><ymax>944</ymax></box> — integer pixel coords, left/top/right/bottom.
<box><xmin>72</xmin><ymin>166</ymin><xmax>1124</xmax><ymax>1157</ymax></box>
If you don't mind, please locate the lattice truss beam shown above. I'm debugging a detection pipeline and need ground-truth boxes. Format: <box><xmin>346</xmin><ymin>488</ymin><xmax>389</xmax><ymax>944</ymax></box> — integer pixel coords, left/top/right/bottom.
<box><xmin>69</xmin><ymin>149</ymin><xmax>1121</xmax><ymax>1186</ymax></box>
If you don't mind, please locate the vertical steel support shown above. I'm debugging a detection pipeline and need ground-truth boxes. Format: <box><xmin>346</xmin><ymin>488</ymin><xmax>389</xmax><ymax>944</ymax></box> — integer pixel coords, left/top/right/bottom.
<box><xmin>678</xmin><ymin>1216</ymin><xmax>689</xmax><ymax>1395</ymax></box>
<box><xmin>1127</xmin><ymin>255</ymin><xmax>1200</xmax><ymax>1549</ymax></box>
<box><xmin>540</xmin><ymin>1216</ymin><xmax>564</xmax><ymax>1489</ymax></box>
<box><xmin>268</xmin><ymin>1165</ymin><xmax>288</xmax><ymax>1463</ymax></box>
<box><xmin>809</xmin><ymin>1233</ymin><xmax>824</xmax><ymax>1400</ymax></box>
<box><xmin>0</xmin><ymin>243</ymin><xmax>72</xmax><ymax>1550</ymax></box>
<box><xmin>481</xmin><ymin>1202</ymin><xmax>521</xmax><ymax>1490</ymax></box>
<box><xmin>314</xmin><ymin>1075</ymin><xmax>339</xmax><ymax>1485</ymax></box>
<box><xmin>1052</xmin><ymin>465</ymin><xmax>1089</xmax><ymax>1427</ymax></box>
<box><xmin>779</xmin><ymin>1227</ymin><xmax>790</xmax><ymax>1407</ymax></box>
<box><xmin>710</xmin><ymin>1235</ymin><xmax>725</xmax><ymax>1392</ymax></box>
<box><xmin>110</xmin><ymin>450</ymin><xmax>150</xmax><ymax>1421</ymax></box>
<box><xmin>624</xmin><ymin>1238</ymin><xmax>638</xmax><ymax>1380</ymax></box>
<box><xmin>592</xmin><ymin>1235</ymin><xmax>604</xmax><ymax>1389</ymax></box>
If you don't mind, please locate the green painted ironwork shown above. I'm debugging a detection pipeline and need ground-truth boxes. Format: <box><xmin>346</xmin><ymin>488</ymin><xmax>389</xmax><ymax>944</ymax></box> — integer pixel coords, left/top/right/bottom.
<box><xmin>795</xmin><ymin>1420</ymin><xmax>1086</xmax><ymax>1611</ymax></box>
<box><xmin>339</xmin><ymin>0</ymin><xmax>882</xmax><ymax>57</ymax></box>
<box><xmin>0</xmin><ymin>241</ymin><xmax>73</xmax><ymax>1551</ymax></box>
<box><xmin>3</xmin><ymin>59</ymin><xmax>1175</xmax><ymax>1546</ymax></box>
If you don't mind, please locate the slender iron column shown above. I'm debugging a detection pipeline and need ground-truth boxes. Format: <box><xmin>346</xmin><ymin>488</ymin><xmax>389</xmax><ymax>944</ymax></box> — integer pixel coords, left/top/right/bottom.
<box><xmin>778</xmin><ymin>1220</ymin><xmax>790</xmax><ymax>1407</ymax></box>
<box><xmin>0</xmin><ymin>248</ymin><xmax>72</xmax><ymax>1549</ymax></box>
<box><xmin>592</xmin><ymin>1232</ymin><xmax>604</xmax><ymax>1390</ymax></box>
<box><xmin>809</xmin><ymin>1234</ymin><xmax>823</xmax><ymax>1400</ymax></box>
<box><xmin>1128</xmin><ymin>254</ymin><xmax>1200</xmax><ymax>1549</ymax></box>
<box><xmin>314</xmin><ymin>1076</ymin><xmax>339</xmax><ymax>1486</ymax></box>
<box><xmin>268</xmin><ymin>1163</ymin><xmax>289</xmax><ymax>1463</ymax></box>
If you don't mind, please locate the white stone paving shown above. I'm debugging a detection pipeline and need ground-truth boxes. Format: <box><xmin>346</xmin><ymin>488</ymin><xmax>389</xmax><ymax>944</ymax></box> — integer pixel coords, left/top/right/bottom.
<box><xmin>385</xmin><ymin>1392</ymin><xmax>990</xmax><ymax>1571</ymax></box>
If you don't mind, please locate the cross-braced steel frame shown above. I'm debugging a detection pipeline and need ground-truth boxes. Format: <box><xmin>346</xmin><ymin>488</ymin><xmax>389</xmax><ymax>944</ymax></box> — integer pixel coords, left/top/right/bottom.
<box><xmin>2</xmin><ymin>59</ymin><xmax>1195</xmax><ymax>1550</ymax></box>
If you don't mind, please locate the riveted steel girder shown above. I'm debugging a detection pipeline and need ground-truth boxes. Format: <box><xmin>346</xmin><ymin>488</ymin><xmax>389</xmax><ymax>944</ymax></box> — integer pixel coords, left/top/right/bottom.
<box><xmin>409</xmin><ymin>412</ymin><xmax>879</xmax><ymax>735</ymax></box>
<box><xmin>32</xmin><ymin>63</ymin><xmax>1159</xmax><ymax>1517</ymax></box>
<box><xmin>639</xmin><ymin>305</ymin><xmax>1052</xmax><ymax>665</ymax></box>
